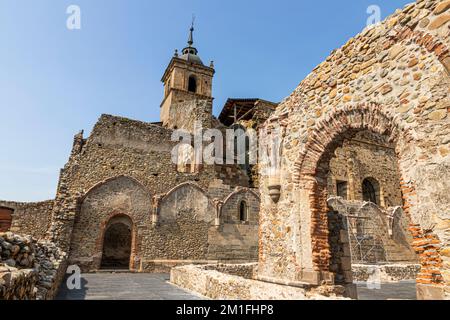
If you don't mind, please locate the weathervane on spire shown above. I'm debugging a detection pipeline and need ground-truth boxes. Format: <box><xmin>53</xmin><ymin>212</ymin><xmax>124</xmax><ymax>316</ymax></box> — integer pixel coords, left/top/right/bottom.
<box><xmin>178</xmin><ymin>14</ymin><xmax>204</xmax><ymax>65</ymax></box>
<box><xmin>187</xmin><ymin>14</ymin><xmax>195</xmax><ymax>47</ymax></box>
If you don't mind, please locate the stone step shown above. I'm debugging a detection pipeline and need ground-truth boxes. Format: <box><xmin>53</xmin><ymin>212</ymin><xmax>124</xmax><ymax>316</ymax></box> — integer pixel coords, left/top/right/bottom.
<box><xmin>94</xmin><ymin>269</ymin><xmax>135</xmax><ymax>274</ymax></box>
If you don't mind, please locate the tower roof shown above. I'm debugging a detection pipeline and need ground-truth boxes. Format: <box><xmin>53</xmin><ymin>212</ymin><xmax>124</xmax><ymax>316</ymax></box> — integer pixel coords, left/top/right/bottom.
<box><xmin>179</xmin><ymin>21</ymin><xmax>204</xmax><ymax>66</ymax></box>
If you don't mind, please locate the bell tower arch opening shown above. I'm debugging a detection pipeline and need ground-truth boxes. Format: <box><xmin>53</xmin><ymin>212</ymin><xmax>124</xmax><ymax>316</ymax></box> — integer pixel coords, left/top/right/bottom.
<box><xmin>188</xmin><ymin>75</ymin><xmax>197</xmax><ymax>93</ymax></box>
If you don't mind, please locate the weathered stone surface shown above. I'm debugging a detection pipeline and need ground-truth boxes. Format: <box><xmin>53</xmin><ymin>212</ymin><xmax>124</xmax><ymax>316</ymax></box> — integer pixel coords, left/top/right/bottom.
<box><xmin>428</xmin><ymin>109</ymin><xmax>447</xmax><ymax>120</ymax></box>
<box><xmin>428</xmin><ymin>14</ymin><xmax>450</xmax><ymax>30</ymax></box>
<box><xmin>0</xmin><ymin>232</ymin><xmax>66</xmax><ymax>300</ymax></box>
<box><xmin>170</xmin><ymin>264</ymin><xmax>349</xmax><ymax>300</ymax></box>
<box><xmin>2</xmin><ymin>0</ymin><xmax>450</xmax><ymax>301</ymax></box>
<box><xmin>256</xmin><ymin>0</ymin><xmax>450</xmax><ymax>301</ymax></box>
<box><xmin>352</xmin><ymin>264</ymin><xmax>421</xmax><ymax>282</ymax></box>
<box><xmin>434</xmin><ymin>1</ymin><xmax>450</xmax><ymax>15</ymax></box>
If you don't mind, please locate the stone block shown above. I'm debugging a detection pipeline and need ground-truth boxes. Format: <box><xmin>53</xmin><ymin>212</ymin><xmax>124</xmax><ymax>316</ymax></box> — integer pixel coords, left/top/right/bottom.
<box><xmin>416</xmin><ymin>283</ymin><xmax>444</xmax><ymax>300</ymax></box>
<box><xmin>299</xmin><ymin>270</ymin><xmax>321</xmax><ymax>285</ymax></box>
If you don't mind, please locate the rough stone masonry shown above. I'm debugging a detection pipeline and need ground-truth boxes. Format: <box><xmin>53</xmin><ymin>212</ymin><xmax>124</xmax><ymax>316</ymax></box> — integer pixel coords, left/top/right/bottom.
<box><xmin>256</xmin><ymin>0</ymin><xmax>450</xmax><ymax>300</ymax></box>
<box><xmin>0</xmin><ymin>20</ymin><xmax>269</xmax><ymax>287</ymax></box>
<box><xmin>172</xmin><ymin>0</ymin><xmax>450</xmax><ymax>301</ymax></box>
<box><xmin>1</xmin><ymin>0</ymin><xmax>449</xmax><ymax>300</ymax></box>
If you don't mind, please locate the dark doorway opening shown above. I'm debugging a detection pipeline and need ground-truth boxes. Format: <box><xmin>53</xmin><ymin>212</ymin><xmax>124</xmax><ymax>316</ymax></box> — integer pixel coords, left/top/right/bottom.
<box><xmin>101</xmin><ymin>220</ymin><xmax>132</xmax><ymax>269</ymax></box>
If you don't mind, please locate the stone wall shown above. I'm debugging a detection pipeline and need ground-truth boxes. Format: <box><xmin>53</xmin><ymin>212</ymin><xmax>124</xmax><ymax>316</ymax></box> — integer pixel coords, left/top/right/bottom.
<box><xmin>170</xmin><ymin>264</ymin><xmax>351</xmax><ymax>300</ymax></box>
<box><xmin>44</xmin><ymin>114</ymin><xmax>260</xmax><ymax>270</ymax></box>
<box><xmin>40</xmin><ymin>115</ymin><xmax>261</xmax><ymax>272</ymax></box>
<box><xmin>0</xmin><ymin>232</ymin><xmax>66</xmax><ymax>300</ymax></box>
<box><xmin>258</xmin><ymin>0</ymin><xmax>450</xmax><ymax>300</ymax></box>
<box><xmin>327</xmin><ymin>131</ymin><xmax>403</xmax><ymax>207</ymax></box>
<box><xmin>0</xmin><ymin>265</ymin><xmax>37</xmax><ymax>300</ymax></box>
<box><xmin>162</xmin><ymin>89</ymin><xmax>213</xmax><ymax>132</ymax></box>
<box><xmin>0</xmin><ymin>200</ymin><xmax>54</xmax><ymax>239</ymax></box>
<box><xmin>67</xmin><ymin>174</ymin><xmax>260</xmax><ymax>272</ymax></box>
<box><xmin>203</xmin><ymin>263</ymin><xmax>257</xmax><ymax>279</ymax></box>
<box><xmin>352</xmin><ymin>263</ymin><xmax>421</xmax><ymax>282</ymax></box>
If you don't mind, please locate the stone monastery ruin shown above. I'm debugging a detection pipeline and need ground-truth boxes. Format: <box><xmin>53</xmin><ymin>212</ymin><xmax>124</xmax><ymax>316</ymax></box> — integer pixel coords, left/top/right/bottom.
<box><xmin>1</xmin><ymin>0</ymin><xmax>450</xmax><ymax>300</ymax></box>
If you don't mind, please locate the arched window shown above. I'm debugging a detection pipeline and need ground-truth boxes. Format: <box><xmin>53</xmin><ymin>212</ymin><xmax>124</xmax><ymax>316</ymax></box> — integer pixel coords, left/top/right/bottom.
<box><xmin>239</xmin><ymin>200</ymin><xmax>248</xmax><ymax>222</ymax></box>
<box><xmin>188</xmin><ymin>75</ymin><xmax>197</xmax><ymax>93</ymax></box>
<box><xmin>362</xmin><ymin>178</ymin><xmax>380</xmax><ymax>205</ymax></box>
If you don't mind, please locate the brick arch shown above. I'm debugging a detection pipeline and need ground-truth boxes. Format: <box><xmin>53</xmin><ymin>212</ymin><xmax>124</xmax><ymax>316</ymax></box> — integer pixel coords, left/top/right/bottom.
<box><xmin>294</xmin><ymin>103</ymin><xmax>406</xmax><ymax>182</ymax></box>
<box><xmin>294</xmin><ymin>102</ymin><xmax>445</xmax><ymax>288</ymax></box>
<box><xmin>389</xmin><ymin>26</ymin><xmax>449</xmax><ymax>75</ymax></box>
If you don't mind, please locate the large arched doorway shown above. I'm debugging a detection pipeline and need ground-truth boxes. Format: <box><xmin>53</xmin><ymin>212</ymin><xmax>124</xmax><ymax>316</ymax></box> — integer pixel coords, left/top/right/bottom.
<box><xmin>101</xmin><ymin>215</ymin><xmax>133</xmax><ymax>269</ymax></box>
<box><xmin>296</xmin><ymin>105</ymin><xmax>443</xmax><ymax>299</ymax></box>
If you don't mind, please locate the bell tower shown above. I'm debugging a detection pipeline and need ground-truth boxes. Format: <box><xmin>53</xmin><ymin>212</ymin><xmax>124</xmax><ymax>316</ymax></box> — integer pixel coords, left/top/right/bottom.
<box><xmin>160</xmin><ymin>21</ymin><xmax>215</xmax><ymax>132</ymax></box>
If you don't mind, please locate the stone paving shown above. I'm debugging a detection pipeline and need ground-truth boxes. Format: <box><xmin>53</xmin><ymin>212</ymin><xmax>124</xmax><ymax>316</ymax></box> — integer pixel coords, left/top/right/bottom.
<box><xmin>56</xmin><ymin>271</ymin><xmax>417</xmax><ymax>300</ymax></box>
<box><xmin>356</xmin><ymin>281</ymin><xmax>417</xmax><ymax>300</ymax></box>
<box><xmin>56</xmin><ymin>272</ymin><xmax>203</xmax><ymax>300</ymax></box>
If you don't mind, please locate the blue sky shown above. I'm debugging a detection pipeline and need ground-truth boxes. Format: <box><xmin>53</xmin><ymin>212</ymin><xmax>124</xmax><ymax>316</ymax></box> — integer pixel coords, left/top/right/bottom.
<box><xmin>0</xmin><ymin>0</ymin><xmax>412</xmax><ymax>201</ymax></box>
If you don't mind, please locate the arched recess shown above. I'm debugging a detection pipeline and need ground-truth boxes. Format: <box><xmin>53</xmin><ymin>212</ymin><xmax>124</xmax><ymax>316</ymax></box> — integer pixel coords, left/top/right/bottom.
<box><xmin>221</xmin><ymin>188</ymin><xmax>260</xmax><ymax>224</ymax></box>
<box><xmin>294</xmin><ymin>103</ymin><xmax>444</xmax><ymax>288</ymax></box>
<box><xmin>69</xmin><ymin>175</ymin><xmax>152</xmax><ymax>271</ymax></box>
<box><xmin>159</xmin><ymin>182</ymin><xmax>214</xmax><ymax>223</ymax></box>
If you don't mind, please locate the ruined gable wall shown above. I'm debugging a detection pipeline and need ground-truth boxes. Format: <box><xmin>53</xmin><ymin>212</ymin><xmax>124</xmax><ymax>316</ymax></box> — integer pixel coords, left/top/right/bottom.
<box><xmin>61</xmin><ymin>114</ymin><xmax>219</xmax><ymax>197</ymax></box>
<box><xmin>49</xmin><ymin>114</ymin><xmax>260</xmax><ymax>271</ymax></box>
<box><xmin>258</xmin><ymin>0</ymin><xmax>450</xmax><ymax>299</ymax></box>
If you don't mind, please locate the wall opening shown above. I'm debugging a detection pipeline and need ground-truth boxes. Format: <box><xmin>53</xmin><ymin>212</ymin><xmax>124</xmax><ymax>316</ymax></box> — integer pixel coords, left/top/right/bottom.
<box><xmin>101</xmin><ymin>216</ymin><xmax>132</xmax><ymax>269</ymax></box>
<box><xmin>0</xmin><ymin>207</ymin><xmax>13</xmax><ymax>232</ymax></box>
<box><xmin>188</xmin><ymin>75</ymin><xmax>197</xmax><ymax>93</ymax></box>
<box><xmin>239</xmin><ymin>200</ymin><xmax>248</xmax><ymax>222</ymax></box>
<box><xmin>362</xmin><ymin>178</ymin><xmax>380</xmax><ymax>205</ymax></box>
